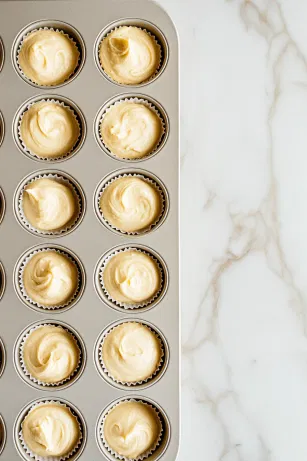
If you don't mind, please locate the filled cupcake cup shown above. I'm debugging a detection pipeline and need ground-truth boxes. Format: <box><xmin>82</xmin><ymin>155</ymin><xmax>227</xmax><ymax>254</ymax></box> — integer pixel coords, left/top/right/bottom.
<box><xmin>96</xmin><ymin>320</ymin><xmax>167</xmax><ymax>388</ymax></box>
<box><xmin>96</xmin><ymin>22</ymin><xmax>165</xmax><ymax>86</ymax></box>
<box><xmin>0</xmin><ymin>414</ymin><xmax>6</xmax><ymax>456</ymax></box>
<box><xmin>98</xmin><ymin>398</ymin><xmax>164</xmax><ymax>461</ymax></box>
<box><xmin>14</xmin><ymin>96</ymin><xmax>85</xmax><ymax>162</ymax></box>
<box><xmin>15</xmin><ymin>246</ymin><xmax>85</xmax><ymax>312</ymax></box>
<box><xmin>17</xmin><ymin>399</ymin><xmax>85</xmax><ymax>461</ymax></box>
<box><xmin>95</xmin><ymin>95</ymin><xmax>168</xmax><ymax>162</ymax></box>
<box><xmin>95</xmin><ymin>171</ymin><xmax>168</xmax><ymax>236</ymax></box>
<box><xmin>15</xmin><ymin>171</ymin><xmax>85</xmax><ymax>237</ymax></box>
<box><xmin>0</xmin><ymin>111</ymin><xmax>4</xmax><ymax>148</ymax></box>
<box><xmin>16</xmin><ymin>321</ymin><xmax>85</xmax><ymax>389</ymax></box>
<box><xmin>0</xmin><ymin>337</ymin><xmax>5</xmax><ymax>378</ymax></box>
<box><xmin>0</xmin><ymin>36</ymin><xmax>4</xmax><ymax>73</ymax></box>
<box><xmin>0</xmin><ymin>260</ymin><xmax>5</xmax><ymax>302</ymax></box>
<box><xmin>0</xmin><ymin>187</ymin><xmax>5</xmax><ymax>226</ymax></box>
<box><xmin>14</xmin><ymin>22</ymin><xmax>84</xmax><ymax>88</ymax></box>
<box><xmin>95</xmin><ymin>246</ymin><xmax>167</xmax><ymax>311</ymax></box>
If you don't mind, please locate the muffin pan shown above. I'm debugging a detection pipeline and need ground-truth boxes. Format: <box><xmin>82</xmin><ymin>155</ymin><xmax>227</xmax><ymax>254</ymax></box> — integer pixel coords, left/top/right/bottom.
<box><xmin>0</xmin><ymin>0</ymin><xmax>179</xmax><ymax>460</ymax></box>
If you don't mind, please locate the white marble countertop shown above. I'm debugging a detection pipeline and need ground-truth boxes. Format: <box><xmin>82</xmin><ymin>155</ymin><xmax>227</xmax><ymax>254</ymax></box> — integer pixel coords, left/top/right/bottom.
<box><xmin>155</xmin><ymin>0</ymin><xmax>307</xmax><ymax>459</ymax></box>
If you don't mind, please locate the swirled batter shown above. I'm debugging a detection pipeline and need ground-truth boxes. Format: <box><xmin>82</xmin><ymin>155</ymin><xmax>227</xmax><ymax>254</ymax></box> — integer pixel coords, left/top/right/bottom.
<box><xmin>22</xmin><ymin>403</ymin><xmax>80</xmax><ymax>457</ymax></box>
<box><xmin>100</xmin><ymin>102</ymin><xmax>162</xmax><ymax>159</ymax></box>
<box><xmin>18</xmin><ymin>29</ymin><xmax>79</xmax><ymax>86</ymax></box>
<box><xmin>23</xmin><ymin>178</ymin><xmax>76</xmax><ymax>231</ymax></box>
<box><xmin>23</xmin><ymin>251</ymin><xmax>78</xmax><ymax>306</ymax></box>
<box><xmin>100</xmin><ymin>177</ymin><xmax>161</xmax><ymax>233</ymax></box>
<box><xmin>23</xmin><ymin>325</ymin><xmax>79</xmax><ymax>383</ymax></box>
<box><xmin>102</xmin><ymin>250</ymin><xmax>161</xmax><ymax>304</ymax></box>
<box><xmin>20</xmin><ymin>101</ymin><xmax>80</xmax><ymax>159</ymax></box>
<box><xmin>102</xmin><ymin>322</ymin><xmax>161</xmax><ymax>383</ymax></box>
<box><xmin>103</xmin><ymin>401</ymin><xmax>160</xmax><ymax>458</ymax></box>
<box><xmin>99</xmin><ymin>26</ymin><xmax>160</xmax><ymax>85</ymax></box>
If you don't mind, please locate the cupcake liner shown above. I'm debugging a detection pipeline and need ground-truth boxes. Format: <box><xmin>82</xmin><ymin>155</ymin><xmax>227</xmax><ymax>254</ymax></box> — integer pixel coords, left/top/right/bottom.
<box><xmin>17</xmin><ymin>173</ymin><xmax>84</xmax><ymax>236</ymax></box>
<box><xmin>99</xmin><ymin>398</ymin><xmax>163</xmax><ymax>461</ymax></box>
<box><xmin>19</xmin><ymin>323</ymin><xmax>82</xmax><ymax>388</ymax></box>
<box><xmin>98</xmin><ymin>247</ymin><xmax>164</xmax><ymax>310</ymax></box>
<box><xmin>16</xmin><ymin>27</ymin><xmax>81</xmax><ymax>87</ymax></box>
<box><xmin>17</xmin><ymin>98</ymin><xmax>82</xmax><ymax>162</ymax></box>
<box><xmin>18</xmin><ymin>248</ymin><xmax>83</xmax><ymax>311</ymax></box>
<box><xmin>97</xmin><ymin>97</ymin><xmax>166</xmax><ymax>161</ymax></box>
<box><xmin>98</xmin><ymin>321</ymin><xmax>165</xmax><ymax>387</ymax></box>
<box><xmin>97</xmin><ymin>173</ymin><xmax>166</xmax><ymax>235</ymax></box>
<box><xmin>98</xmin><ymin>26</ymin><xmax>162</xmax><ymax>86</ymax></box>
<box><xmin>19</xmin><ymin>400</ymin><xmax>84</xmax><ymax>461</ymax></box>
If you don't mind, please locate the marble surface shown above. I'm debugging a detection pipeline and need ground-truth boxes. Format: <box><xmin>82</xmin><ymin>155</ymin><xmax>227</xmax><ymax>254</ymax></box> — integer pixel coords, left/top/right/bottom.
<box><xmin>155</xmin><ymin>0</ymin><xmax>307</xmax><ymax>459</ymax></box>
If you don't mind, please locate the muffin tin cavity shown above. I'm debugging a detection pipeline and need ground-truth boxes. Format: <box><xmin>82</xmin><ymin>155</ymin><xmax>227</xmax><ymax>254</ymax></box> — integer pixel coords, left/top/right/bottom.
<box><xmin>0</xmin><ymin>37</ymin><xmax>4</xmax><ymax>73</ymax></box>
<box><xmin>96</xmin><ymin>396</ymin><xmax>170</xmax><ymax>461</ymax></box>
<box><xmin>0</xmin><ymin>261</ymin><xmax>5</xmax><ymax>302</ymax></box>
<box><xmin>14</xmin><ymin>244</ymin><xmax>85</xmax><ymax>313</ymax></box>
<box><xmin>0</xmin><ymin>338</ymin><xmax>6</xmax><ymax>378</ymax></box>
<box><xmin>94</xmin><ymin>18</ymin><xmax>169</xmax><ymax>87</ymax></box>
<box><xmin>14</xmin><ymin>320</ymin><xmax>86</xmax><ymax>390</ymax></box>
<box><xmin>12</xmin><ymin>20</ymin><xmax>85</xmax><ymax>88</ymax></box>
<box><xmin>94</xmin><ymin>169</ymin><xmax>169</xmax><ymax>236</ymax></box>
<box><xmin>13</xmin><ymin>94</ymin><xmax>86</xmax><ymax>163</ymax></box>
<box><xmin>94</xmin><ymin>244</ymin><xmax>168</xmax><ymax>313</ymax></box>
<box><xmin>14</xmin><ymin>170</ymin><xmax>86</xmax><ymax>237</ymax></box>
<box><xmin>14</xmin><ymin>397</ymin><xmax>86</xmax><ymax>461</ymax></box>
<box><xmin>94</xmin><ymin>319</ymin><xmax>169</xmax><ymax>390</ymax></box>
<box><xmin>0</xmin><ymin>111</ymin><xmax>4</xmax><ymax>148</ymax></box>
<box><xmin>94</xmin><ymin>94</ymin><xmax>169</xmax><ymax>162</ymax></box>
<box><xmin>0</xmin><ymin>414</ymin><xmax>6</xmax><ymax>456</ymax></box>
<box><xmin>0</xmin><ymin>187</ymin><xmax>5</xmax><ymax>226</ymax></box>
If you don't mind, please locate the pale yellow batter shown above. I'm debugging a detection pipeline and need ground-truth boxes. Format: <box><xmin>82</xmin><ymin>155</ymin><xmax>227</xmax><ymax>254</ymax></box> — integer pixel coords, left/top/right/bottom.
<box><xmin>22</xmin><ymin>403</ymin><xmax>80</xmax><ymax>457</ymax></box>
<box><xmin>103</xmin><ymin>401</ymin><xmax>160</xmax><ymax>458</ymax></box>
<box><xmin>103</xmin><ymin>250</ymin><xmax>161</xmax><ymax>304</ymax></box>
<box><xmin>20</xmin><ymin>101</ymin><xmax>80</xmax><ymax>159</ymax></box>
<box><xmin>100</xmin><ymin>102</ymin><xmax>162</xmax><ymax>159</ymax></box>
<box><xmin>23</xmin><ymin>251</ymin><xmax>78</xmax><ymax>306</ymax></box>
<box><xmin>100</xmin><ymin>177</ymin><xmax>161</xmax><ymax>233</ymax></box>
<box><xmin>99</xmin><ymin>26</ymin><xmax>160</xmax><ymax>85</ymax></box>
<box><xmin>18</xmin><ymin>29</ymin><xmax>79</xmax><ymax>86</ymax></box>
<box><xmin>102</xmin><ymin>322</ymin><xmax>161</xmax><ymax>383</ymax></box>
<box><xmin>23</xmin><ymin>178</ymin><xmax>76</xmax><ymax>231</ymax></box>
<box><xmin>23</xmin><ymin>326</ymin><xmax>79</xmax><ymax>383</ymax></box>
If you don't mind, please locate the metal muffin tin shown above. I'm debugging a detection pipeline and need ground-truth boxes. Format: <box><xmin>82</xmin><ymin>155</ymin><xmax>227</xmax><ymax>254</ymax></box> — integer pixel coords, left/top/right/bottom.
<box><xmin>0</xmin><ymin>0</ymin><xmax>179</xmax><ymax>460</ymax></box>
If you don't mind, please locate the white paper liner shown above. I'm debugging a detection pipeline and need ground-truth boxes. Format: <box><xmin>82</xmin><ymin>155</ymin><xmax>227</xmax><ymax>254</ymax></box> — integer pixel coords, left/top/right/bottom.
<box><xmin>17</xmin><ymin>98</ymin><xmax>82</xmax><ymax>162</ymax></box>
<box><xmin>98</xmin><ymin>247</ymin><xmax>164</xmax><ymax>310</ymax></box>
<box><xmin>17</xmin><ymin>173</ymin><xmax>84</xmax><ymax>236</ymax></box>
<box><xmin>99</xmin><ymin>399</ymin><xmax>163</xmax><ymax>461</ymax></box>
<box><xmin>19</xmin><ymin>400</ymin><xmax>83</xmax><ymax>461</ymax></box>
<box><xmin>19</xmin><ymin>323</ymin><xmax>82</xmax><ymax>388</ymax></box>
<box><xmin>18</xmin><ymin>248</ymin><xmax>83</xmax><ymax>311</ymax></box>
<box><xmin>98</xmin><ymin>26</ymin><xmax>162</xmax><ymax>86</ymax></box>
<box><xmin>98</xmin><ymin>321</ymin><xmax>165</xmax><ymax>386</ymax></box>
<box><xmin>16</xmin><ymin>27</ymin><xmax>81</xmax><ymax>87</ymax></box>
<box><xmin>98</xmin><ymin>97</ymin><xmax>166</xmax><ymax>161</ymax></box>
<box><xmin>97</xmin><ymin>173</ymin><xmax>166</xmax><ymax>235</ymax></box>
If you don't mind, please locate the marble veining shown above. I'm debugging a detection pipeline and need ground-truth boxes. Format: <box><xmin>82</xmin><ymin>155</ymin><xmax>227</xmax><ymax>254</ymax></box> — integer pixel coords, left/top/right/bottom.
<box><xmin>157</xmin><ymin>0</ymin><xmax>307</xmax><ymax>459</ymax></box>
